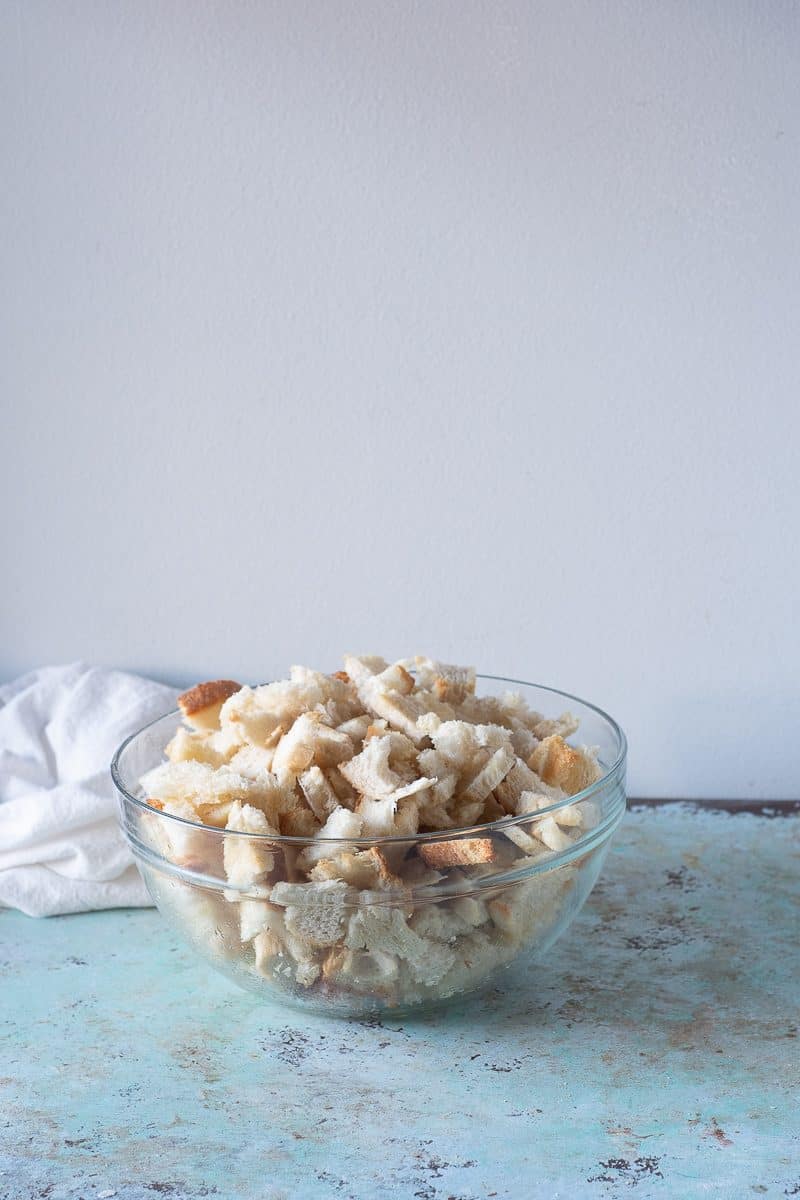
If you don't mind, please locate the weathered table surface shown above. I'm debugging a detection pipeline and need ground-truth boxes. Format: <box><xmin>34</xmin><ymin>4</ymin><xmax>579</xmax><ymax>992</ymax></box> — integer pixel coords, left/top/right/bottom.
<box><xmin>2</xmin><ymin>804</ymin><xmax>798</xmax><ymax>1200</ymax></box>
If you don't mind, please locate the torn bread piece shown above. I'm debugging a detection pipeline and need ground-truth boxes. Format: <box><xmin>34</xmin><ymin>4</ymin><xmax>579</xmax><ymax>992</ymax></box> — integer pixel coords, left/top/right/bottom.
<box><xmin>338</xmin><ymin>735</ymin><xmax>434</xmax><ymax>803</ymax></box>
<box><xmin>496</xmin><ymin>689</ymin><xmax>541</xmax><ymax>723</ymax></box>
<box><xmin>415</xmin><ymin>748</ymin><xmax>460</xmax><ymax>829</ymax></box>
<box><xmin>360</xmin><ymin>662</ymin><xmax>415</xmax><ymax>697</ymax></box>
<box><xmin>156</xmin><ymin>798</ymin><xmax>219</xmax><ymax>870</ymax></box>
<box><xmin>223</xmin><ymin>801</ymin><xmax>280</xmax><ymax>893</ymax></box>
<box><xmin>309</xmin><ymin>846</ymin><xmax>404</xmax><ymax>892</ymax></box>
<box><xmin>504</xmin><ymin>725</ymin><xmax>538</xmax><ymax>762</ymax></box>
<box><xmin>550</xmin><ymin>802</ymin><xmax>584</xmax><ymax>828</ymax></box>
<box><xmin>345</xmin><ymin>898</ymin><xmax>456</xmax><ymax>986</ymax></box>
<box><xmin>341</xmin><ymin>655</ymin><xmax>390</xmax><ymax>687</ymax></box>
<box><xmin>410</xmin><ymin>896</ymin><xmax>489</xmax><ymax>943</ymax></box>
<box><xmin>271</xmin><ymin>879</ymin><xmax>350</xmax><ymax>948</ymax></box>
<box><xmin>336</xmin><ymin>714</ymin><xmax>373</xmax><ymax>751</ymax></box>
<box><xmin>290</xmin><ymin>669</ymin><xmax>361</xmax><ymax>729</ymax></box>
<box><xmin>459</xmin><ymin>745</ymin><xmax>516</xmax><ymax>806</ymax></box>
<box><xmin>493</xmin><ymin>758</ymin><xmax>543</xmax><ymax>814</ymax></box>
<box><xmin>425</xmin><ymin>927</ymin><xmax>517</xmax><ymax>999</ymax></box>
<box><xmin>155</xmin><ymin>879</ymin><xmax>238</xmax><ymax>960</ymax></box>
<box><xmin>529</xmin><ymin>735</ymin><xmax>602</xmax><ymax>797</ymax></box>
<box><xmin>228</xmin><ymin>744</ymin><xmax>279</xmax><ymax>779</ymax></box>
<box><xmin>324</xmin><ymin>766</ymin><xmax>358</xmax><ymax>809</ymax></box>
<box><xmin>252</xmin><ymin>927</ymin><xmax>284</xmax><ymax>973</ymax></box>
<box><xmin>454</xmin><ymin>690</ymin><xmax>534</xmax><ymax>730</ymax></box>
<box><xmin>298</xmin><ymin>765</ymin><xmax>341</xmax><ymax>822</ymax></box>
<box><xmin>338</xmin><ymin>735</ymin><xmax>403</xmax><ymax>798</ymax></box>
<box><xmin>503</xmin><ymin>824</ymin><xmax>549</xmax><ymax>857</ymax></box>
<box><xmin>271</xmin><ymin>712</ymin><xmax>354</xmax><ymax>778</ymax></box>
<box><xmin>416</xmin><ymin>792</ymin><xmax>459</xmax><ymax>831</ymax></box>
<box><xmin>178</xmin><ymin>680</ymin><xmax>242</xmax><ymax>732</ymax></box>
<box><xmin>532</xmin><ymin>814</ymin><xmax>575</xmax><ymax>853</ymax></box>
<box><xmin>514</xmin><ymin>773</ymin><xmax>569</xmax><ymax>812</ymax></box>
<box><xmin>141</xmin><ymin>760</ymin><xmax>286</xmax><ymax>822</ymax></box>
<box><xmin>487</xmin><ymin>871</ymin><xmax>571</xmax><ymax>946</ymax></box>
<box><xmin>277</xmin><ymin>796</ymin><xmax>321</xmax><ymax>838</ymax></box>
<box><xmin>220</xmin><ymin>678</ymin><xmax>333</xmax><ymax>748</ymax></box>
<box><xmin>321</xmin><ymin>946</ymin><xmax>399</xmax><ymax>993</ymax></box>
<box><xmin>289</xmin><ymin>664</ymin><xmax>360</xmax><ymax>708</ymax></box>
<box><xmin>165</xmin><ymin>726</ymin><xmax>238</xmax><ymax>768</ymax></box>
<box><xmin>408</xmin><ymin>657</ymin><xmax>476</xmax><ymax>704</ymax></box>
<box><xmin>296</xmin><ymin>807</ymin><xmax>363</xmax><ymax>869</ymax></box>
<box><xmin>238</xmin><ymin>898</ymin><xmax>277</xmax><ymax>943</ymax></box>
<box><xmin>354</xmin><ymin>668</ymin><xmax>457</xmax><ymax>743</ymax></box>
<box><xmin>243</xmin><ymin>896</ymin><xmax>324</xmax><ymax>986</ymax></box>
<box><xmin>418</xmin><ymin>717</ymin><xmax>512</xmax><ymax>771</ymax></box>
<box><xmin>357</xmin><ymin>792</ymin><xmax>422</xmax><ymax>838</ymax></box>
<box><xmin>195</xmin><ymin>801</ymin><xmax>237</xmax><ymax>828</ymax></box>
<box><xmin>450</xmin><ymin>895</ymin><xmax>489</xmax><ymax>928</ymax></box>
<box><xmin>165</xmin><ymin>763</ymin><xmax>309</xmax><ymax>837</ymax></box>
<box><xmin>369</xmin><ymin>728</ymin><xmax>419</xmax><ymax>771</ymax></box>
<box><xmin>513</xmin><ymin>789</ymin><xmax>585</xmax><ymax>840</ymax></box>
<box><xmin>359</xmin><ymin>690</ymin><xmax>434</xmax><ymax>745</ymax></box>
<box><xmin>253</xmin><ymin>921</ymin><xmax>321</xmax><ymax>987</ymax></box>
<box><xmin>532</xmin><ymin>712</ymin><xmax>580</xmax><ymax>741</ymax></box>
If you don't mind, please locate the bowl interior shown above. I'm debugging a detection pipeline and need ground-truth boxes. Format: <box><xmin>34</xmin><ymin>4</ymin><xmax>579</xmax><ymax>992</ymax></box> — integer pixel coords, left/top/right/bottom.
<box><xmin>111</xmin><ymin>675</ymin><xmax>627</xmax><ymax>1015</ymax></box>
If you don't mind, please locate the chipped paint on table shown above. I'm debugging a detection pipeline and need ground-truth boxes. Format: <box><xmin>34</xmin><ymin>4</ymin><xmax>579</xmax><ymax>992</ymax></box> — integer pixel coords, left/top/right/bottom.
<box><xmin>1</xmin><ymin>804</ymin><xmax>798</xmax><ymax>1200</ymax></box>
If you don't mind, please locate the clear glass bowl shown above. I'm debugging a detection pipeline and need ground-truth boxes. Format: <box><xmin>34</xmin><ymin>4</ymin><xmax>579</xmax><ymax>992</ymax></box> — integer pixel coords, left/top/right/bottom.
<box><xmin>111</xmin><ymin>676</ymin><xmax>626</xmax><ymax>1017</ymax></box>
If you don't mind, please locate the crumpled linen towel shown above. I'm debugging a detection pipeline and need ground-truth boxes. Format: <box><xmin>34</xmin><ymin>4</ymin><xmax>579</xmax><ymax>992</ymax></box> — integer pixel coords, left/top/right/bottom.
<box><xmin>0</xmin><ymin>663</ymin><xmax>178</xmax><ymax>917</ymax></box>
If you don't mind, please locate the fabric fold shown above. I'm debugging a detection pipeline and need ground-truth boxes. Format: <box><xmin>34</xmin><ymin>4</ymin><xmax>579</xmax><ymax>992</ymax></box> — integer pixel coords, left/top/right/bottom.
<box><xmin>0</xmin><ymin>663</ymin><xmax>178</xmax><ymax>916</ymax></box>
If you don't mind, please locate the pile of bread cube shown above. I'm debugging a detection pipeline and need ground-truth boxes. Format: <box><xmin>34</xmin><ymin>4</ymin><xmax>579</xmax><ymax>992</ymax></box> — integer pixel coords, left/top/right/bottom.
<box><xmin>140</xmin><ymin>656</ymin><xmax>602</xmax><ymax>1005</ymax></box>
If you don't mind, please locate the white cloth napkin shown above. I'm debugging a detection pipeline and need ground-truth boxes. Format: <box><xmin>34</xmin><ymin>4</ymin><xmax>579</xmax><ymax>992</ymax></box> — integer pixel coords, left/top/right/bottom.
<box><xmin>0</xmin><ymin>663</ymin><xmax>178</xmax><ymax>917</ymax></box>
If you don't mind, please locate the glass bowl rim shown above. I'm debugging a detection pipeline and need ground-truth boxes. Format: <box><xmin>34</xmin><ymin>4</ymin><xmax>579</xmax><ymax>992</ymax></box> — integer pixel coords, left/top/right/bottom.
<box><xmin>111</xmin><ymin>673</ymin><xmax>627</xmax><ymax>849</ymax></box>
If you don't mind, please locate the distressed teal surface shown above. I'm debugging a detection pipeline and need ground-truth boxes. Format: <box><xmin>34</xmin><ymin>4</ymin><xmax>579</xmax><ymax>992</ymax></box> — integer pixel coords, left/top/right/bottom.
<box><xmin>1</xmin><ymin>806</ymin><xmax>798</xmax><ymax>1200</ymax></box>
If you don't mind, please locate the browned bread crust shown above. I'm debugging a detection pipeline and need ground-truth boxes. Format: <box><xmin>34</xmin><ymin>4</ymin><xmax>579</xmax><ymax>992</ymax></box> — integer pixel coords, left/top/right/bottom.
<box><xmin>178</xmin><ymin>679</ymin><xmax>242</xmax><ymax>717</ymax></box>
<box><xmin>419</xmin><ymin>837</ymin><xmax>496</xmax><ymax>868</ymax></box>
<box><xmin>528</xmin><ymin>735</ymin><xmax>597</xmax><ymax>796</ymax></box>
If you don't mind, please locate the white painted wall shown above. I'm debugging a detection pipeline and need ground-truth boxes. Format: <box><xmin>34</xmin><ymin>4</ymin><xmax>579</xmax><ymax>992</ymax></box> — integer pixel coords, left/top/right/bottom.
<box><xmin>2</xmin><ymin>2</ymin><xmax>798</xmax><ymax>799</ymax></box>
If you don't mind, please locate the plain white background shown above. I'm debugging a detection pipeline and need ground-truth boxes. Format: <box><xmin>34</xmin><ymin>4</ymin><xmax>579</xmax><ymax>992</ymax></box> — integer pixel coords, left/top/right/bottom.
<box><xmin>2</xmin><ymin>2</ymin><xmax>798</xmax><ymax>799</ymax></box>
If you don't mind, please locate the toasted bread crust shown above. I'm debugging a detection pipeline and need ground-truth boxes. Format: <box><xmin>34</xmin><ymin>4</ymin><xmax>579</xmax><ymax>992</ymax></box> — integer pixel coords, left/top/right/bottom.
<box><xmin>396</xmin><ymin>665</ymin><xmax>414</xmax><ymax>692</ymax></box>
<box><xmin>178</xmin><ymin>679</ymin><xmax>242</xmax><ymax>717</ymax></box>
<box><xmin>529</xmin><ymin>735</ymin><xmax>597</xmax><ymax>796</ymax></box>
<box><xmin>419</xmin><ymin>837</ymin><xmax>496</xmax><ymax>868</ymax></box>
